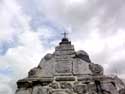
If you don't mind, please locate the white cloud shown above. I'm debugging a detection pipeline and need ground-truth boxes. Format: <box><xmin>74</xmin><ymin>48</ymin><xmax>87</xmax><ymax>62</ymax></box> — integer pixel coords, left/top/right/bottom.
<box><xmin>0</xmin><ymin>0</ymin><xmax>31</xmax><ymax>44</ymax></box>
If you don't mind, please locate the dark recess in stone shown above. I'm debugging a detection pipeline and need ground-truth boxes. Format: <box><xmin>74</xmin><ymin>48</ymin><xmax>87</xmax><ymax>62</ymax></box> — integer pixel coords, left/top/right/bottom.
<box><xmin>55</xmin><ymin>77</ymin><xmax>75</xmax><ymax>81</ymax></box>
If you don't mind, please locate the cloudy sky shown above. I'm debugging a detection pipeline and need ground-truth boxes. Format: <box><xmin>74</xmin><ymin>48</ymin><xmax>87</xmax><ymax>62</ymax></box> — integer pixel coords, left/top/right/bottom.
<box><xmin>0</xmin><ymin>0</ymin><xmax>125</xmax><ymax>94</ymax></box>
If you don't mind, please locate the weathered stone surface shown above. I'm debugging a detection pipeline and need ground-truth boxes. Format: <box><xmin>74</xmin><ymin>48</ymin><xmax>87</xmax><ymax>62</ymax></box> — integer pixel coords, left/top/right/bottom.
<box><xmin>73</xmin><ymin>84</ymin><xmax>87</xmax><ymax>94</ymax></box>
<box><xmin>16</xmin><ymin>88</ymin><xmax>32</xmax><ymax>94</ymax></box>
<box><xmin>32</xmin><ymin>85</ymin><xmax>50</xmax><ymax>94</ymax></box>
<box><xmin>75</xmin><ymin>50</ymin><xmax>91</xmax><ymax>63</ymax></box>
<box><xmin>73</xmin><ymin>59</ymin><xmax>92</xmax><ymax>75</ymax></box>
<box><xmin>102</xmin><ymin>82</ymin><xmax>118</xmax><ymax>94</ymax></box>
<box><xmin>60</xmin><ymin>82</ymin><xmax>72</xmax><ymax>89</ymax></box>
<box><xmin>33</xmin><ymin>58</ymin><xmax>55</xmax><ymax>78</ymax></box>
<box><xmin>87</xmin><ymin>82</ymin><xmax>97</xmax><ymax>94</ymax></box>
<box><xmin>119</xmin><ymin>88</ymin><xmax>125</xmax><ymax>94</ymax></box>
<box><xmin>89</xmin><ymin>63</ymin><xmax>104</xmax><ymax>75</ymax></box>
<box><xmin>55</xmin><ymin>61</ymin><xmax>72</xmax><ymax>74</ymax></box>
<box><xmin>28</xmin><ymin>67</ymin><xmax>42</xmax><ymax>78</ymax></box>
<box><xmin>44</xmin><ymin>53</ymin><xmax>53</xmax><ymax>61</ymax></box>
<box><xmin>51</xmin><ymin>89</ymin><xmax>73</xmax><ymax>94</ymax></box>
<box><xmin>112</xmin><ymin>76</ymin><xmax>125</xmax><ymax>90</ymax></box>
<box><xmin>15</xmin><ymin>37</ymin><xmax>125</xmax><ymax>94</ymax></box>
<box><xmin>49</xmin><ymin>83</ymin><xmax>59</xmax><ymax>89</ymax></box>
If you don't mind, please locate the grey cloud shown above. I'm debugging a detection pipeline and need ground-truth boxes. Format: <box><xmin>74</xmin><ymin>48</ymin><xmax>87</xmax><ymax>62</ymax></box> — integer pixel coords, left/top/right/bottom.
<box><xmin>17</xmin><ymin>0</ymin><xmax>125</xmax><ymax>35</ymax></box>
<box><xmin>39</xmin><ymin>0</ymin><xmax>125</xmax><ymax>35</ymax></box>
<box><xmin>107</xmin><ymin>59</ymin><xmax>125</xmax><ymax>75</ymax></box>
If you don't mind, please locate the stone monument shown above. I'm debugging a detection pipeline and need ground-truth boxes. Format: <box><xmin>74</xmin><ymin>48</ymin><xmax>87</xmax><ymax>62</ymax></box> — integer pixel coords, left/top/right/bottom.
<box><xmin>16</xmin><ymin>33</ymin><xmax>125</xmax><ymax>94</ymax></box>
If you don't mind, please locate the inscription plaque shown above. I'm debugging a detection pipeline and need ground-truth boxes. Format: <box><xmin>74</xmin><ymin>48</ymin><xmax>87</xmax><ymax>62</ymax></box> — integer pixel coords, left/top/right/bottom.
<box><xmin>55</xmin><ymin>60</ymin><xmax>73</xmax><ymax>75</ymax></box>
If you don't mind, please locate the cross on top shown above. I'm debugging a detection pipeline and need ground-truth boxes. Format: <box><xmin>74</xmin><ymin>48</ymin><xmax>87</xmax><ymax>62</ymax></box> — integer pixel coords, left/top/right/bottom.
<box><xmin>62</xmin><ymin>32</ymin><xmax>68</xmax><ymax>39</ymax></box>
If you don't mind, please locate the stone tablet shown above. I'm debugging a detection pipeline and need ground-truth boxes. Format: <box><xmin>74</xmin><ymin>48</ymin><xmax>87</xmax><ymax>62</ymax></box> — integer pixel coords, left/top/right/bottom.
<box><xmin>73</xmin><ymin>59</ymin><xmax>92</xmax><ymax>75</ymax></box>
<box><xmin>55</xmin><ymin>60</ymin><xmax>73</xmax><ymax>76</ymax></box>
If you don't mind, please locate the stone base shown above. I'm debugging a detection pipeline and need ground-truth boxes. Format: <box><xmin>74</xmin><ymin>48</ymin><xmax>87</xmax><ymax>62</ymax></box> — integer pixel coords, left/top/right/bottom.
<box><xmin>16</xmin><ymin>75</ymin><xmax>125</xmax><ymax>94</ymax></box>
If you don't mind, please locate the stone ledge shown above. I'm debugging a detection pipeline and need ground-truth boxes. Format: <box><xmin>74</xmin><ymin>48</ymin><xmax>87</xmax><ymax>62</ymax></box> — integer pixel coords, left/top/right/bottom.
<box><xmin>18</xmin><ymin>77</ymin><xmax>54</xmax><ymax>82</ymax></box>
<box><xmin>17</xmin><ymin>77</ymin><xmax>54</xmax><ymax>88</ymax></box>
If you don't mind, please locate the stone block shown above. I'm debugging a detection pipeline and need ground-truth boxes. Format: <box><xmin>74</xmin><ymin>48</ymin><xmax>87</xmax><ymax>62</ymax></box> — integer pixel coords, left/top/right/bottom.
<box><xmin>49</xmin><ymin>83</ymin><xmax>59</xmax><ymax>89</ymax></box>
<box><xmin>89</xmin><ymin>63</ymin><xmax>104</xmax><ymax>75</ymax></box>
<box><xmin>73</xmin><ymin>84</ymin><xmax>87</xmax><ymax>94</ymax></box>
<box><xmin>60</xmin><ymin>82</ymin><xmax>72</xmax><ymax>89</ymax></box>
<box><xmin>32</xmin><ymin>86</ymin><xmax>51</xmax><ymax>94</ymax></box>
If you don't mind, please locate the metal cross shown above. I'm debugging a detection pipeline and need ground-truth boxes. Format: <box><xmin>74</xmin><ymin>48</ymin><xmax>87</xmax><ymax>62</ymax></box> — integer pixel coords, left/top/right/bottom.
<box><xmin>62</xmin><ymin>32</ymin><xmax>68</xmax><ymax>39</ymax></box>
